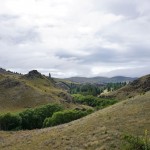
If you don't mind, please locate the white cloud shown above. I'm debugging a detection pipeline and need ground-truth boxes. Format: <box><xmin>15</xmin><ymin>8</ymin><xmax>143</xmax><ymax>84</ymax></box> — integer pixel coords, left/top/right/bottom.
<box><xmin>0</xmin><ymin>0</ymin><xmax>150</xmax><ymax>77</ymax></box>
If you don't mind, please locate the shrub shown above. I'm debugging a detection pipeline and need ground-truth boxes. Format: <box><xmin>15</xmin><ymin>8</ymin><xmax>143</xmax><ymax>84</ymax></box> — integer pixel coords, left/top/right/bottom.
<box><xmin>72</xmin><ymin>94</ymin><xmax>117</xmax><ymax>109</ymax></box>
<box><xmin>43</xmin><ymin>109</ymin><xmax>93</xmax><ymax>127</ymax></box>
<box><xmin>19</xmin><ymin>109</ymin><xmax>36</xmax><ymax>130</ymax></box>
<box><xmin>0</xmin><ymin>104</ymin><xmax>94</xmax><ymax>131</ymax></box>
<box><xmin>33</xmin><ymin>103</ymin><xmax>63</xmax><ymax>128</ymax></box>
<box><xmin>0</xmin><ymin>113</ymin><xmax>22</xmax><ymax>131</ymax></box>
<box><xmin>19</xmin><ymin>103</ymin><xmax>63</xmax><ymax>130</ymax></box>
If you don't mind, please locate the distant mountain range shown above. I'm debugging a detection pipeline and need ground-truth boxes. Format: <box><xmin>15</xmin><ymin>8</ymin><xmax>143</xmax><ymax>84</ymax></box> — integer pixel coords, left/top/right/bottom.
<box><xmin>64</xmin><ymin>76</ymin><xmax>137</xmax><ymax>84</ymax></box>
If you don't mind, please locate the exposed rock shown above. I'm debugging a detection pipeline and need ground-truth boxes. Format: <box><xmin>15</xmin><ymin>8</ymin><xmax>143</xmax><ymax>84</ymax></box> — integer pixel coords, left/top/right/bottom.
<box><xmin>49</xmin><ymin>73</ymin><xmax>51</xmax><ymax>79</ymax></box>
<box><xmin>0</xmin><ymin>68</ymin><xmax>7</xmax><ymax>73</ymax></box>
<box><xmin>25</xmin><ymin>70</ymin><xmax>44</xmax><ymax>79</ymax></box>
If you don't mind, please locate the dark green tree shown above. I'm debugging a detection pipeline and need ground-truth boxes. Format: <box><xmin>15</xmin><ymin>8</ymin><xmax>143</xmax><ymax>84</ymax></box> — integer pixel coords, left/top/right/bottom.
<box><xmin>0</xmin><ymin>113</ymin><xmax>22</xmax><ymax>131</ymax></box>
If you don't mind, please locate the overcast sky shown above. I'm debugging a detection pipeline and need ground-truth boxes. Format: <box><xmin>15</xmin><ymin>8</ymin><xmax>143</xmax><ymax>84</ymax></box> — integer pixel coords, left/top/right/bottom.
<box><xmin>0</xmin><ymin>0</ymin><xmax>150</xmax><ymax>78</ymax></box>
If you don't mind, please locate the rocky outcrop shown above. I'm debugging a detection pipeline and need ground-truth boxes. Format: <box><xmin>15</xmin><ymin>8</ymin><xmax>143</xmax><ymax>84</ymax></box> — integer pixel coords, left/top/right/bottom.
<box><xmin>25</xmin><ymin>70</ymin><xmax>44</xmax><ymax>79</ymax></box>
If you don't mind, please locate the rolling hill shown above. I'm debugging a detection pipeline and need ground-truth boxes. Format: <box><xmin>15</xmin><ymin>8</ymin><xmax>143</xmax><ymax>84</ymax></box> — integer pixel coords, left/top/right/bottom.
<box><xmin>0</xmin><ymin>70</ymin><xmax>74</xmax><ymax>113</ymax></box>
<box><xmin>0</xmin><ymin>91</ymin><xmax>149</xmax><ymax>150</ymax></box>
<box><xmin>104</xmin><ymin>74</ymin><xmax>150</xmax><ymax>100</ymax></box>
<box><xmin>0</xmin><ymin>70</ymin><xmax>149</xmax><ymax>150</ymax></box>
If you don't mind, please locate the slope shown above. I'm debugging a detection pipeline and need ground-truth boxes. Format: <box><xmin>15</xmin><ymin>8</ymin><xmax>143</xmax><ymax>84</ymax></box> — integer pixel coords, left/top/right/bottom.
<box><xmin>0</xmin><ymin>91</ymin><xmax>149</xmax><ymax>150</ymax></box>
<box><xmin>0</xmin><ymin>70</ymin><xmax>73</xmax><ymax>113</ymax></box>
<box><xmin>104</xmin><ymin>74</ymin><xmax>150</xmax><ymax>100</ymax></box>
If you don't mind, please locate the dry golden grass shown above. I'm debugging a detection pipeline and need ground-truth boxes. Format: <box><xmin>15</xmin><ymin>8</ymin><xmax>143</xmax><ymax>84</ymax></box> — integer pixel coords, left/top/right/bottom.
<box><xmin>104</xmin><ymin>74</ymin><xmax>150</xmax><ymax>100</ymax></box>
<box><xmin>0</xmin><ymin>91</ymin><xmax>149</xmax><ymax>150</ymax></box>
<box><xmin>0</xmin><ymin>73</ymin><xmax>92</xmax><ymax>114</ymax></box>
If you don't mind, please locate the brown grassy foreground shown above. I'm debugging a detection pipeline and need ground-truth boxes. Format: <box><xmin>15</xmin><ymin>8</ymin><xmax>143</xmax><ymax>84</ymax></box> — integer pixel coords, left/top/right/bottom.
<box><xmin>0</xmin><ymin>91</ymin><xmax>150</xmax><ymax>150</ymax></box>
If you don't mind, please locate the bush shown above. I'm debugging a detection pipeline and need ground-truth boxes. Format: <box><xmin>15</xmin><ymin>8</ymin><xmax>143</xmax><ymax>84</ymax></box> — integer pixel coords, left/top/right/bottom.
<box><xmin>72</xmin><ymin>94</ymin><xmax>117</xmax><ymax>109</ymax></box>
<box><xmin>19</xmin><ymin>109</ymin><xmax>36</xmax><ymax>130</ymax></box>
<box><xmin>0</xmin><ymin>113</ymin><xmax>22</xmax><ymax>131</ymax></box>
<box><xmin>0</xmin><ymin>104</ymin><xmax>94</xmax><ymax>131</ymax></box>
<box><xmin>19</xmin><ymin>103</ymin><xmax>63</xmax><ymax>130</ymax></box>
<box><xmin>43</xmin><ymin>109</ymin><xmax>93</xmax><ymax>127</ymax></box>
<box><xmin>0</xmin><ymin>103</ymin><xmax>63</xmax><ymax>131</ymax></box>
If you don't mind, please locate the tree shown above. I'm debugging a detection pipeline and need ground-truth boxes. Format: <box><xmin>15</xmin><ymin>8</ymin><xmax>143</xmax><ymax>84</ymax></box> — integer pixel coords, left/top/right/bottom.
<box><xmin>19</xmin><ymin>104</ymin><xmax>63</xmax><ymax>130</ymax></box>
<box><xmin>0</xmin><ymin>113</ymin><xmax>22</xmax><ymax>131</ymax></box>
<box><xmin>43</xmin><ymin>109</ymin><xmax>93</xmax><ymax>127</ymax></box>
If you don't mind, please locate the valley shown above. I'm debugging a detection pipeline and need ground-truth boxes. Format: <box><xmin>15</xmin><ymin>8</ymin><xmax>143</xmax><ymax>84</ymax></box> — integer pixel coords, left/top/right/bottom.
<box><xmin>0</xmin><ymin>68</ymin><xmax>150</xmax><ymax>150</ymax></box>
<box><xmin>0</xmin><ymin>91</ymin><xmax>150</xmax><ymax>150</ymax></box>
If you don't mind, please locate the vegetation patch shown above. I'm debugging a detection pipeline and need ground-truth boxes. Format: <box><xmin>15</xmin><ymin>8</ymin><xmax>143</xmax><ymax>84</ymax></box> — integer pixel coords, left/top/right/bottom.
<box><xmin>43</xmin><ymin>109</ymin><xmax>93</xmax><ymax>127</ymax></box>
<box><xmin>70</xmin><ymin>83</ymin><xmax>101</xmax><ymax>96</ymax></box>
<box><xmin>0</xmin><ymin>103</ymin><xmax>93</xmax><ymax>131</ymax></box>
<box><xmin>0</xmin><ymin>103</ymin><xmax>63</xmax><ymax>131</ymax></box>
<box><xmin>122</xmin><ymin>130</ymin><xmax>150</xmax><ymax>150</ymax></box>
<box><xmin>69</xmin><ymin>82</ymin><xmax>127</xmax><ymax>96</ymax></box>
<box><xmin>72</xmin><ymin>94</ymin><xmax>117</xmax><ymax>109</ymax></box>
<box><xmin>0</xmin><ymin>113</ymin><xmax>21</xmax><ymax>131</ymax></box>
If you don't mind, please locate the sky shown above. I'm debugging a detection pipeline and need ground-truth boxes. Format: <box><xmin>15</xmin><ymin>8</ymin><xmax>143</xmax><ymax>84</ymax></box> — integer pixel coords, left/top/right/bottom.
<box><xmin>0</xmin><ymin>0</ymin><xmax>150</xmax><ymax>78</ymax></box>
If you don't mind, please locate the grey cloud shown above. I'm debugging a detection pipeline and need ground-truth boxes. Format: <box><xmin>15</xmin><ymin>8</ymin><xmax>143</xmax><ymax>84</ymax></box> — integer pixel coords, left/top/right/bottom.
<box><xmin>0</xmin><ymin>14</ymin><xmax>40</xmax><ymax>45</ymax></box>
<box><xmin>0</xmin><ymin>14</ymin><xmax>19</xmax><ymax>21</ymax></box>
<box><xmin>55</xmin><ymin>50</ymin><xmax>76</xmax><ymax>59</ymax></box>
<box><xmin>0</xmin><ymin>28</ymin><xmax>40</xmax><ymax>45</ymax></box>
<box><xmin>94</xmin><ymin>0</ymin><xmax>142</xmax><ymax>18</ymax></box>
<box><xmin>106</xmin><ymin>66</ymin><xmax>150</xmax><ymax>77</ymax></box>
<box><xmin>81</xmin><ymin>48</ymin><xmax>117</xmax><ymax>63</ymax></box>
<box><xmin>128</xmin><ymin>45</ymin><xmax>150</xmax><ymax>59</ymax></box>
<box><xmin>79</xmin><ymin>43</ymin><xmax>150</xmax><ymax>66</ymax></box>
<box><xmin>11</xmin><ymin>29</ymin><xmax>40</xmax><ymax>44</ymax></box>
<box><xmin>106</xmin><ymin>1</ymin><xmax>140</xmax><ymax>18</ymax></box>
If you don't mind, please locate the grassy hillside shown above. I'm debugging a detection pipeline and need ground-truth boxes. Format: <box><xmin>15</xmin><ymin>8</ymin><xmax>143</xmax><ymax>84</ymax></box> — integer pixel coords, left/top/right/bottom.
<box><xmin>102</xmin><ymin>74</ymin><xmax>150</xmax><ymax>100</ymax></box>
<box><xmin>0</xmin><ymin>70</ymin><xmax>75</xmax><ymax>113</ymax></box>
<box><xmin>0</xmin><ymin>91</ymin><xmax>149</xmax><ymax>150</ymax></box>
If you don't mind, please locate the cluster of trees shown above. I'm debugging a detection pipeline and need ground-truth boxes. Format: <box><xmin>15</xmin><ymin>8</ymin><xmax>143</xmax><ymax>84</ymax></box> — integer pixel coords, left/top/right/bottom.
<box><xmin>70</xmin><ymin>83</ymin><xmax>101</xmax><ymax>96</ymax></box>
<box><xmin>69</xmin><ymin>82</ymin><xmax>127</xmax><ymax>96</ymax></box>
<box><xmin>0</xmin><ymin>104</ymin><xmax>63</xmax><ymax>131</ymax></box>
<box><xmin>0</xmin><ymin>104</ymin><xmax>93</xmax><ymax>131</ymax></box>
<box><xmin>106</xmin><ymin>82</ymin><xmax>127</xmax><ymax>92</ymax></box>
<box><xmin>72</xmin><ymin>94</ymin><xmax>117</xmax><ymax>109</ymax></box>
<box><xmin>43</xmin><ymin>109</ymin><xmax>93</xmax><ymax>127</ymax></box>
<box><xmin>0</xmin><ymin>113</ymin><xmax>21</xmax><ymax>131</ymax></box>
